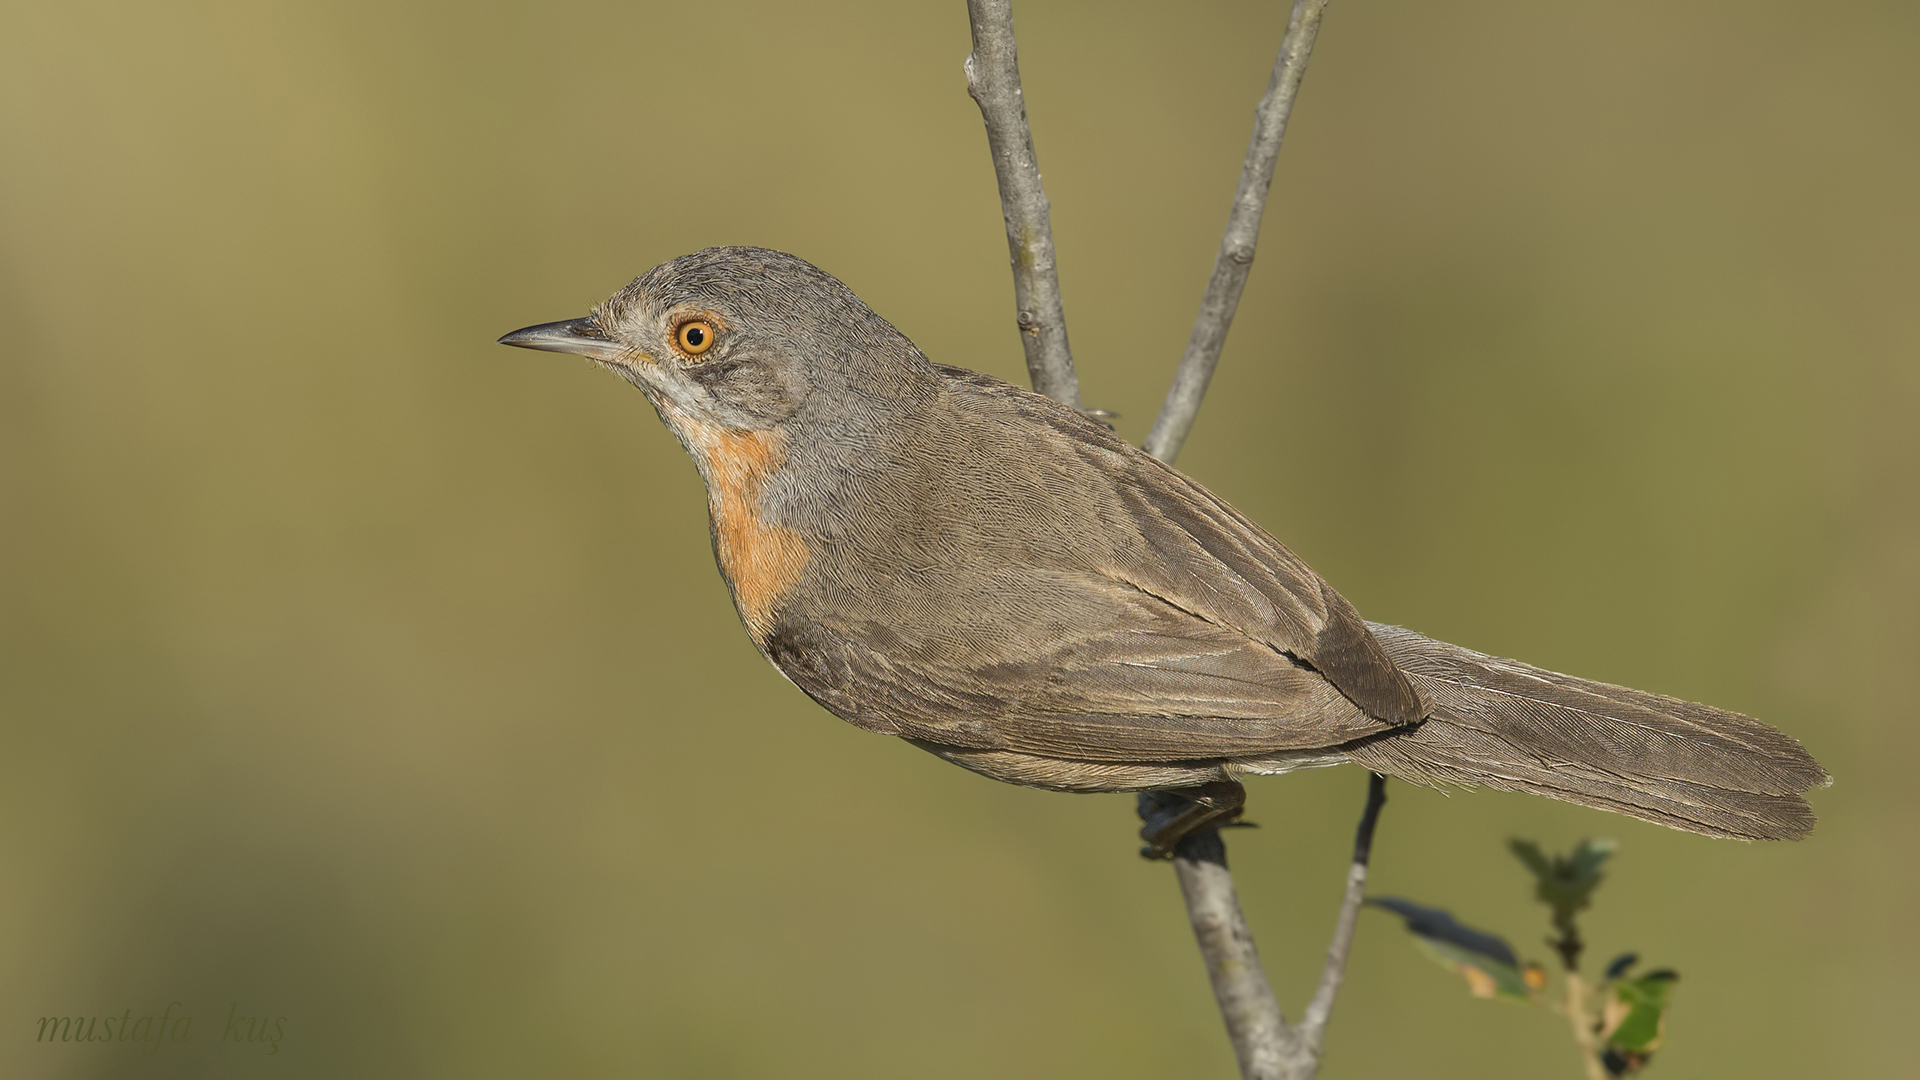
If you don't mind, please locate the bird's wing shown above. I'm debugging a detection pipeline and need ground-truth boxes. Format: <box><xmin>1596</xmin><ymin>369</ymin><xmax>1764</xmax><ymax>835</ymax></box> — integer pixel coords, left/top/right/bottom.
<box><xmin>761</xmin><ymin>371</ymin><xmax>1427</xmax><ymax>762</ymax></box>
<box><xmin>1085</xmin><ymin>422</ymin><xmax>1431</xmax><ymax>729</ymax></box>
<box><xmin>764</xmin><ymin>588</ymin><xmax>1388</xmax><ymax>760</ymax></box>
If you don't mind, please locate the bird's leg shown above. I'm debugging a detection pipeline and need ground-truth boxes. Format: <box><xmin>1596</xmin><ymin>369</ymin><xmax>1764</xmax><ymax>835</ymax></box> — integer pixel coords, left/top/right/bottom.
<box><xmin>1137</xmin><ymin>780</ymin><xmax>1247</xmax><ymax>859</ymax></box>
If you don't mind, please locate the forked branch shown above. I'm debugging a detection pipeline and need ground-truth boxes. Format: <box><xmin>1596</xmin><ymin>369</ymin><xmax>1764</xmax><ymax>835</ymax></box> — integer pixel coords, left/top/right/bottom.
<box><xmin>1158</xmin><ymin>775</ymin><xmax>1386</xmax><ymax>1080</ymax></box>
<box><xmin>964</xmin><ymin>2</ymin><xmax>1373</xmax><ymax>1078</ymax></box>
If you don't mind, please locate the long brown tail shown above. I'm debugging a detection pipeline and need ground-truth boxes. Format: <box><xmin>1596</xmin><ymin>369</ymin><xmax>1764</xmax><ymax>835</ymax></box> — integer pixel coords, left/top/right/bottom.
<box><xmin>1342</xmin><ymin>624</ymin><xmax>1829</xmax><ymax>840</ymax></box>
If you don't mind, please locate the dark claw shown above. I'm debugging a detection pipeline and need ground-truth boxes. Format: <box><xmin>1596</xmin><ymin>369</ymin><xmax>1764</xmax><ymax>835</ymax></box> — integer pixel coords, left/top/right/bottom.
<box><xmin>1135</xmin><ymin>781</ymin><xmax>1248</xmax><ymax>859</ymax></box>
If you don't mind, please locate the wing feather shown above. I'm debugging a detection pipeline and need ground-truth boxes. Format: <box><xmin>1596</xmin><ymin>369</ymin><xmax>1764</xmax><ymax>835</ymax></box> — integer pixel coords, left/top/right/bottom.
<box><xmin>758</xmin><ymin>369</ymin><xmax>1429</xmax><ymax>763</ymax></box>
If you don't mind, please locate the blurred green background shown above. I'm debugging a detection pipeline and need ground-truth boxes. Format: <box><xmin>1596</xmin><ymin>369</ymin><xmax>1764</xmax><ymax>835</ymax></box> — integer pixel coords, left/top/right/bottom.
<box><xmin>3</xmin><ymin>0</ymin><xmax>1914</xmax><ymax>1076</ymax></box>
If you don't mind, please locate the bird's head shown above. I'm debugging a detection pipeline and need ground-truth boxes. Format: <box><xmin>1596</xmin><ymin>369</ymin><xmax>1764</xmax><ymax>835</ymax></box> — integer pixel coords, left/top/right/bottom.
<box><xmin>498</xmin><ymin>247</ymin><xmax>933</xmax><ymax>458</ymax></box>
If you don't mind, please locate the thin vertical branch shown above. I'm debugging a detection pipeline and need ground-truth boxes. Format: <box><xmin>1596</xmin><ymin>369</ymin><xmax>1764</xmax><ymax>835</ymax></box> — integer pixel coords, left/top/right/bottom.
<box><xmin>1171</xmin><ymin>830</ymin><xmax>1309</xmax><ymax>1080</ymax></box>
<box><xmin>1143</xmin><ymin>0</ymin><xmax>1330</xmax><ymax>464</ymax></box>
<box><xmin>1555</xmin><ymin>907</ymin><xmax>1607</xmax><ymax>1080</ymax></box>
<box><xmin>1564</xmin><ymin>974</ymin><xmax>1610</xmax><ymax>1080</ymax></box>
<box><xmin>964</xmin><ymin>0</ymin><xmax>1083</xmax><ymax>409</ymax></box>
<box><xmin>1298</xmin><ymin>773</ymin><xmax>1387</xmax><ymax>1052</ymax></box>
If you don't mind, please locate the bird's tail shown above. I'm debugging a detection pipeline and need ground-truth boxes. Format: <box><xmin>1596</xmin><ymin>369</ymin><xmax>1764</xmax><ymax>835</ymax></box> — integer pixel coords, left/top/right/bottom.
<box><xmin>1342</xmin><ymin>623</ymin><xmax>1829</xmax><ymax>840</ymax></box>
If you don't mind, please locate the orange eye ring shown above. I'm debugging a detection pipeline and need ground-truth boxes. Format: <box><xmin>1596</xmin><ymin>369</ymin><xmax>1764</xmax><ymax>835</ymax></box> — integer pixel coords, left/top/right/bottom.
<box><xmin>675</xmin><ymin>320</ymin><xmax>717</xmax><ymax>357</ymax></box>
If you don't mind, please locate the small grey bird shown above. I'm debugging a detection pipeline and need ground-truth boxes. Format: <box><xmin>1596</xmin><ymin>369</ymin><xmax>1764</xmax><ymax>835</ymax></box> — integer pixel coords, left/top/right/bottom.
<box><xmin>501</xmin><ymin>246</ymin><xmax>1828</xmax><ymax>854</ymax></box>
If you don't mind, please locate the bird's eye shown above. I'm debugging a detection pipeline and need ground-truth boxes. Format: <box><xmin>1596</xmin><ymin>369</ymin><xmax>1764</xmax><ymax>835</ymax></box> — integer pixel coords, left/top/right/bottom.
<box><xmin>675</xmin><ymin>320</ymin><xmax>717</xmax><ymax>357</ymax></box>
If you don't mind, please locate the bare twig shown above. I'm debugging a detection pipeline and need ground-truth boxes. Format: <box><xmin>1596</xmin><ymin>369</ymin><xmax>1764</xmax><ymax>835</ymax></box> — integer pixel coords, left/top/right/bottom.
<box><xmin>964</xmin><ymin>0</ymin><xmax>1083</xmax><ymax>409</ymax></box>
<box><xmin>1298</xmin><ymin>773</ymin><xmax>1387</xmax><ymax>1053</ymax></box>
<box><xmin>1170</xmin><ymin>830</ymin><xmax>1309</xmax><ymax>1080</ymax></box>
<box><xmin>1143</xmin><ymin>0</ymin><xmax>1331</xmax><ymax>464</ymax></box>
<box><xmin>1157</xmin><ymin>774</ymin><xmax>1388</xmax><ymax>1080</ymax></box>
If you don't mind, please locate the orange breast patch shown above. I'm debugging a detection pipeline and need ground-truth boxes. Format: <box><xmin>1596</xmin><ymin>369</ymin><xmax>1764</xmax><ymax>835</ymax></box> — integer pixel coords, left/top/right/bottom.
<box><xmin>657</xmin><ymin>402</ymin><xmax>810</xmax><ymax>636</ymax></box>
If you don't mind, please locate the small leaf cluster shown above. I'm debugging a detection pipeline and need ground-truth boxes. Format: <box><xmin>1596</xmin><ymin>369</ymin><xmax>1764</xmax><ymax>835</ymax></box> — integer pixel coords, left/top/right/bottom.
<box><xmin>1510</xmin><ymin>838</ymin><xmax>1614</xmax><ymax>969</ymax></box>
<box><xmin>1369</xmin><ymin>839</ymin><xmax>1679</xmax><ymax>1078</ymax></box>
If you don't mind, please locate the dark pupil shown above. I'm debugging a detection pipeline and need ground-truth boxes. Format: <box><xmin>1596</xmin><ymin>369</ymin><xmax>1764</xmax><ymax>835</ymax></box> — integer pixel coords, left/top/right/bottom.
<box><xmin>685</xmin><ymin>327</ymin><xmax>705</xmax><ymax>347</ymax></box>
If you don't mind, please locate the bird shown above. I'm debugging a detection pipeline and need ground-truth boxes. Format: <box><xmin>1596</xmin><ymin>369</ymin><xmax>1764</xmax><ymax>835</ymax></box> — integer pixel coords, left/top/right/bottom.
<box><xmin>499</xmin><ymin>246</ymin><xmax>1827</xmax><ymax>856</ymax></box>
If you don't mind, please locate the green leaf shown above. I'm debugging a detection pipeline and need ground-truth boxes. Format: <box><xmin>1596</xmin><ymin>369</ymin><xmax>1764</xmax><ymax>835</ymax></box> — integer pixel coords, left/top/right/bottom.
<box><xmin>1366</xmin><ymin>897</ymin><xmax>1535</xmax><ymax>1001</ymax></box>
<box><xmin>1569</xmin><ymin>838</ymin><xmax>1616</xmax><ymax>883</ymax></box>
<box><xmin>1604</xmin><ymin>970</ymin><xmax>1679</xmax><ymax>1054</ymax></box>
<box><xmin>1509</xmin><ymin>839</ymin><xmax>1554</xmax><ymax>880</ymax></box>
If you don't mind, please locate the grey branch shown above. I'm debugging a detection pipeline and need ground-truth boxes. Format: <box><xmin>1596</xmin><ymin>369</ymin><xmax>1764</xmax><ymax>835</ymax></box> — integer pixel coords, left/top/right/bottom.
<box><xmin>1298</xmin><ymin>773</ymin><xmax>1388</xmax><ymax>1054</ymax></box>
<box><xmin>1143</xmin><ymin>0</ymin><xmax>1330</xmax><ymax>464</ymax></box>
<box><xmin>1163</xmin><ymin>776</ymin><xmax>1387</xmax><ymax>1080</ymax></box>
<box><xmin>1171</xmin><ymin>831</ymin><xmax>1311</xmax><ymax>1080</ymax></box>
<box><xmin>964</xmin><ymin>0</ymin><xmax>1083</xmax><ymax>409</ymax></box>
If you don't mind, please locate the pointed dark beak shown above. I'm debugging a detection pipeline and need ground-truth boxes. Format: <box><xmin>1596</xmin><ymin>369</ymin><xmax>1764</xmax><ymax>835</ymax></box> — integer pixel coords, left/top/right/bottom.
<box><xmin>496</xmin><ymin>317</ymin><xmax>629</xmax><ymax>362</ymax></box>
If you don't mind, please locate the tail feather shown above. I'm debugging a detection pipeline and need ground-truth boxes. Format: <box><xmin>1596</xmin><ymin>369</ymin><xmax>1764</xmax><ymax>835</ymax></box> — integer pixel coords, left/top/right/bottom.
<box><xmin>1343</xmin><ymin>624</ymin><xmax>1829</xmax><ymax>840</ymax></box>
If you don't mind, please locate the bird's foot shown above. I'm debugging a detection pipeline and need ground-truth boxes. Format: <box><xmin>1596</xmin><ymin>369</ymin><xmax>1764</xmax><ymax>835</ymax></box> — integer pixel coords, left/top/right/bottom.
<box><xmin>1137</xmin><ymin>780</ymin><xmax>1248</xmax><ymax>860</ymax></box>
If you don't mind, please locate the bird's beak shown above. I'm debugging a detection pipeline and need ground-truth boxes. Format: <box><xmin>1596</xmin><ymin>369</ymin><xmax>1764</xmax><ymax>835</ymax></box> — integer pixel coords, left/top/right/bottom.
<box><xmin>496</xmin><ymin>317</ymin><xmax>629</xmax><ymax>363</ymax></box>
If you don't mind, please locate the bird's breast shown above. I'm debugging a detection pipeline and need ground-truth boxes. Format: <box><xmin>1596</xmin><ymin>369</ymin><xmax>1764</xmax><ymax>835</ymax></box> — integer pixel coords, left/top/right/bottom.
<box><xmin>655</xmin><ymin>401</ymin><xmax>811</xmax><ymax>638</ymax></box>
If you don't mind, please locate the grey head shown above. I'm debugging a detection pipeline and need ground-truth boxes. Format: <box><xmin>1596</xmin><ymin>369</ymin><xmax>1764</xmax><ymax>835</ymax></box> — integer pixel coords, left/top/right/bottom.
<box><xmin>498</xmin><ymin>247</ymin><xmax>939</xmax><ymax>446</ymax></box>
